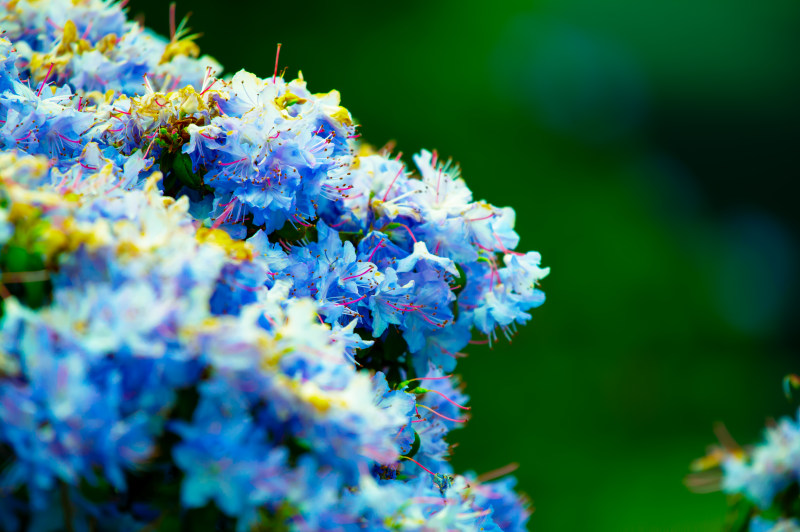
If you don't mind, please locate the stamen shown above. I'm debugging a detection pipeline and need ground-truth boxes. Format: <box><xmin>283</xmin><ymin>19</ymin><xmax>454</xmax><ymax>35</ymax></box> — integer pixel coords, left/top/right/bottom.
<box><xmin>410</xmin><ymin>496</ymin><xmax>448</xmax><ymax>506</ymax></box>
<box><xmin>381</xmin><ymin>165</ymin><xmax>405</xmax><ymax>201</ymax></box>
<box><xmin>465</xmin><ymin>213</ymin><xmax>495</xmax><ymax>223</ymax></box>
<box><xmin>416</xmin><ymin>404</ymin><xmax>467</xmax><ymax>423</ymax></box>
<box><xmin>366</xmin><ymin>240</ymin><xmax>386</xmax><ymax>263</ymax></box>
<box><xmin>218</xmin><ymin>157</ymin><xmax>246</xmax><ymax>167</ymax></box>
<box><xmin>399</xmin><ymin>455</ymin><xmax>436</xmax><ymax>476</ymax></box>
<box><xmin>57</xmin><ymin>133</ymin><xmax>80</xmax><ymax>145</ymax></box>
<box><xmin>459</xmin><ymin>509</ymin><xmax>492</xmax><ymax>519</ymax></box>
<box><xmin>81</xmin><ymin>20</ymin><xmax>93</xmax><ymax>40</ymax></box>
<box><xmin>169</xmin><ymin>2</ymin><xmax>176</xmax><ymax>41</ymax></box>
<box><xmin>36</xmin><ymin>62</ymin><xmax>54</xmax><ymax>97</ymax></box>
<box><xmin>493</xmin><ymin>231</ymin><xmax>525</xmax><ymax>256</ymax></box>
<box><xmin>340</xmin><ymin>266</ymin><xmax>373</xmax><ymax>281</ymax></box>
<box><xmin>335</xmin><ymin>294</ymin><xmax>368</xmax><ymax>306</ymax></box>
<box><xmin>476</xmin><ymin>462</ymin><xmax>519</xmax><ymax>483</ymax></box>
<box><xmin>292</xmin><ymin>214</ymin><xmax>313</xmax><ymax>227</ymax></box>
<box><xmin>416</xmin><ymin>388</ymin><xmax>470</xmax><ymax>410</ymax></box>
<box><xmin>273</xmin><ymin>43</ymin><xmax>282</xmax><ymax>84</ymax></box>
<box><xmin>199</xmin><ymin>78</ymin><xmax>217</xmax><ymax>96</ymax></box>
<box><xmin>404</xmin><ymin>376</ymin><xmax>452</xmax><ymax>383</ymax></box>
<box><xmin>394</xmin><ymin>223</ymin><xmax>417</xmax><ymax>243</ymax></box>
<box><xmin>211</xmin><ymin>200</ymin><xmax>236</xmax><ymax>229</ymax></box>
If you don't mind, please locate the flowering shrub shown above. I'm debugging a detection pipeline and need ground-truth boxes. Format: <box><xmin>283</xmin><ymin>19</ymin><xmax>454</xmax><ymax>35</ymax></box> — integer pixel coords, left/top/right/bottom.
<box><xmin>0</xmin><ymin>0</ymin><xmax>549</xmax><ymax>530</ymax></box>
<box><xmin>691</xmin><ymin>379</ymin><xmax>800</xmax><ymax>531</ymax></box>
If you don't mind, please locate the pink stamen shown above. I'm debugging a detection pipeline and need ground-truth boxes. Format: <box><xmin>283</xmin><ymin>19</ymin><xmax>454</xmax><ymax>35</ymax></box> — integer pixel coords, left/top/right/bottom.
<box><xmin>410</xmin><ymin>497</ymin><xmax>448</xmax><ymax>505</ymax></box>
<box><xmin>400</xmin><ymin>456</ymin><xmax>436</xmax><ymax>476</ymax></box>
<box><xmin>383</xmin><ymin>301</ymin><xmax>415</xmax><ymax>313</ymax></box>
<box><xmin>328</xmin><ymin>220</ymin><xmax>348</xmax><ymax>228</ymax></box>
<box><xmin>199</xmin><ymin>132</ymin><xmax>216</xmax><ymax>140</ymax></box>
<box><xmin>416</xmin><ymin>404</ymin><xmax>467</xmax><ymax>423</ymax></box>
<box><xmin>81</xmin><ymin>20</ymin><xmax>93</xmax><ymax>40</ymax></box>
<box><xmin>292</xmin><ymin>214</ymin><xmax>313</xmax><ymax>227</ymax></box>
<box><xmin>468</xmin><ymin>339</ymin><xmax>489</xmax><ymax>345</ymax></box>
<box><xmin>273</xmin><ymin>43</ymin><xmax>282</xmax><ymax>84</ymax></box>
<box><xmin>15</xmin><ymin>131</ymin><xmax>32</xmax><ymax>142</ymax></box>
<box><xmin>169</xmin><ymin>3</ymin><xmax>176</xmax><ymax>41</ymax></box>
<box><xmin>431</xmin><ymin>149</ymin><xmax>438</xmax><ymax>167</ymax></box>
<box><xmin>493</xmin><ymin>231</ymin><xmax>524</xmax><ymax>256</ymax></box>
<box><xmin>268</xmin><ymin>131</ymin><xmax>280</xmax><ymax>140</ymax></box>
<box><xmin>228</xmin><ymin>278</ymin><xmax>261</xmax><ymax>292</ymax></box>
<box><xmin>347</xmin><ymin>134</ymin><xmax>361</xmax><ymax>139</ymax></box>
<box><xmin>335</xmin><ymin>294</ymin><xmax>368</xmax><ymax>306</ymax></box>
<box><xmin>381</xmin><ymin>165</ymin><xmax>405</xmax><ymax>202</ymax></box>
<box><xmin>423</xmin><ymin>389</ymin><xmax>471</xmax><ymax>410</ymax></box>
<box><xmin>434</xmin><ymin>241</ymin><xmax>442</xmax><ymax>255</ymax></box>
<box><xmin>218</xmin><ymin>157</ymin><xmax>246</xmax><ymax>167</ymax></box>
<box><xmin>341</xmin><ymin>266</ymin><xmax>373</xmax><ymax>281</ymax></box>
<box><xmin>112</xmin><ymin>108</ymin><xmax>131</xmax><ymax>116</ymax></box>
<box><xmin>405</xmin><ymin>376</ymin><xmax>452</xmax><ymax>383</ymax></box>
<box><xmin>366</xmin><ymin>241</ymin><xmax>386</xmax><ymax>263</ymax></box>
<box><xmin>416</xmin><ymin>311</ymin><xmax>445</xmax><ymax>327</ymax></box>
<box><xmin>106</xmin><ymin>179</ymin><xmax>124</xmax><ymax>194</ymax></box>
<box><xmin>262</xmin><ymin>312</ymin><xmax>276</xmax><ymax>328</ymax></box>
<box><xmin>36</xmin><ymin>63</ymin><xmax>54</xmax><ymax>97</ymax></box>
<box><xmin>57</xmin><ymin>133</ymin><xmax>80</xmax><ymax>145</ymax></box>
<box><xmin>79</xmin><ymin>162</ymin><xmax>97</xmax><ymax>171</ymax></box>
<box><xmin>465</xmin><ymin>213</ymin><xmax>495</xmax><ymax>223</ymax></box>
<box><xmin>77</xmin><ymin>96</ymin><xmax>82</xmax><ymax>110</ymax></box>
<box><xmin>211</xmin><ymin>201</ymin><xmax>236</xmax><ymax>229</ymax></box>
<box><xmin>143</xmin><ymin>135</ymin><xmax>158</xmax><ymax>158</ymax></box>
<box><xmin>395</xmin><ymin>223</ymin><xmax>417</xmax><ymax>243</ymax></box>
<box><xmin>199</xmin><ymin>78</ymin><xmax>217</xmax><ymax>96</ymax></box>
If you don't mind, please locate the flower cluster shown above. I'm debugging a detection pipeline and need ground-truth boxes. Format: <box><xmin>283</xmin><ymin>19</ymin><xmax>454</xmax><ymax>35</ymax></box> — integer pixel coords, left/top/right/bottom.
<box><xmin>0</xmin><ymin>1</ymin><xmax>548</xmax><ymax>530</ymax></box>
<box><xmin>691</xmin><ymin>385</ymin><xmax>800</xmax><ymax>531</ymax></box>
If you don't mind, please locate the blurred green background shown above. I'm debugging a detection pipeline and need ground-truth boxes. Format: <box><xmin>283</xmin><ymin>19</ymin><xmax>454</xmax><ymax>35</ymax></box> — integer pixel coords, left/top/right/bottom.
<box><xmin>131</xmin><ymin>1</ymin><xmax>800</xmax><ymax>529</ymax></box>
